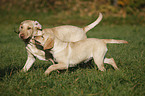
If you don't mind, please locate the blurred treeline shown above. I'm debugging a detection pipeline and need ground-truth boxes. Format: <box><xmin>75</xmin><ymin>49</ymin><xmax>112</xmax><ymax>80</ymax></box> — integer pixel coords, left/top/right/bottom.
<box><xmin>0</xmin><ymin>0</ymin><xmax>145</xmax><ymax>17</ymax></box>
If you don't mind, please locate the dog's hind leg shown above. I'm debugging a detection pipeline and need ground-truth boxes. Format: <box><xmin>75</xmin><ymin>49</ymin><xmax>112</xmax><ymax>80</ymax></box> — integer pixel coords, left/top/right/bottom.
<box><xmin>104</xmin><ymin>58</ymin><xmax>119</xmax><ymax>70</ymax></box>
<box><xmin>93</xmin><ymin>45</ymin><xmax>107</xmax><ymax>71</ymax></box>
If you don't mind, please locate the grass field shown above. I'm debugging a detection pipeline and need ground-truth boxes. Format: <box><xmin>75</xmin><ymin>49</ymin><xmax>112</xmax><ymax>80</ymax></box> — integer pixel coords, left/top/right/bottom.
<box><xmin>0</xmin><ymin>11</ymin><xmax>145</xmax><ymax>96</ymax></box>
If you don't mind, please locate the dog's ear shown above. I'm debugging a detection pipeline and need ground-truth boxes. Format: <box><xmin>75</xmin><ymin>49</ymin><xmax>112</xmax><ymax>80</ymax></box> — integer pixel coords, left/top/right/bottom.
<box><xmin>34</xmin><ymin>21</ymin><xmax>42</xmax><ymax>30</ymax></box>
<box><xmin>43</xmin><ymin>34</ymin><xmax>54</xmax><ymax>50</ymax></box>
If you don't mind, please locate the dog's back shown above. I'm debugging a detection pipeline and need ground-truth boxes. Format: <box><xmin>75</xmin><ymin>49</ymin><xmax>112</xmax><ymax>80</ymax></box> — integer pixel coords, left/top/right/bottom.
<box><xmin>52</xmin><ymin>25</ymin><xmax>87</xmax><ymax>42</ymax></box>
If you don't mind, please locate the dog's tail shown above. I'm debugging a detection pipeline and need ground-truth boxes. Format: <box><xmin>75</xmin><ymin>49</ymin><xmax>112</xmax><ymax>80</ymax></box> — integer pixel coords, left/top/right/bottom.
<box><xmin>102</xmin><ymin>39</ymin><xmax>128</xmax><ymax>44</ymax></box>
<box><xmin>83</xmin><ymin>13</ymin><xmax>103</xmax><ymax>33</ymax></box>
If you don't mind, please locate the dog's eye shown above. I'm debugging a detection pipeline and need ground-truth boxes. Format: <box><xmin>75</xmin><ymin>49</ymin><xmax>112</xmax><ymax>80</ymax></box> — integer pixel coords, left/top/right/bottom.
<box><xmin>21</xmin><ymin>26</ymin><xmax>23</xmax><ymax>29</ymax></box>
<box><xmin>27</xmin><ymin>27</ymin><xmax>31</xmax><ymax>30</ymax></box>
<box><xmin>36</xmin><ymin>23</ymin><xmax>38</xmax><ymax>25</ymax></box>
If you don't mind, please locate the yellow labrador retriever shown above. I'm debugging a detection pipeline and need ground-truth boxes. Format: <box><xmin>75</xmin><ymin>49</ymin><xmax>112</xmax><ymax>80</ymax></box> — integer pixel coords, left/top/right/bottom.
<box><xmin>16</xmin><ymin>13</ymin><xmax>103</xmax><ymax>72</ymax></box>
<box><xmin>34</xmin><ymin>30</ymin><xmax>128</xmax><ymax>75</ymax></box>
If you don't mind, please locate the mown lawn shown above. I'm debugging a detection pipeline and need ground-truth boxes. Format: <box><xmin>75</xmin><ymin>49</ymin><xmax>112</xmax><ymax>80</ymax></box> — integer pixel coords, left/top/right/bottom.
<box><xmin>0</xmin><ymin>11</ymin><xmax>145</xmax><ymax>96</ymax></box>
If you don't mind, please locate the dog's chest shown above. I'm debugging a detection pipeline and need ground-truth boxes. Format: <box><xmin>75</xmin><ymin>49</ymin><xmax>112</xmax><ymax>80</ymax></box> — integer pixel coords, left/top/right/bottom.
<box><xmin>26</xmin><ymin>43</ymin><xmax>47</xmax><ymax>61</ymax></box>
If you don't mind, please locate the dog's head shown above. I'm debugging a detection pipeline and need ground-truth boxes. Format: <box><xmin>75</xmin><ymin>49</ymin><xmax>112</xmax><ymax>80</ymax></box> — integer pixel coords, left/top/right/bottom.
<box><xmin>34</xmin><ymin>32</ymin><xmax>54</xmax><ymax>50</ymax></box>
<box><xmin>18</xmin><ymin>20</ymin><xmax>42</xmax><ymax>40</ymax></box>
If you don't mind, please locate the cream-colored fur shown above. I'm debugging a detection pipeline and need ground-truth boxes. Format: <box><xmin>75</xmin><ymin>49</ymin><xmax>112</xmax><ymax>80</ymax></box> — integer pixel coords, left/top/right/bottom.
<box><xmin>16</xmin><ymin>13</ymin><xmax>103</xmax><ymax>72</ymax></box>
<box><xmin>34</xmin><ymin>32</ymin><xmax>128</xmax><ymax>75</ymax></box>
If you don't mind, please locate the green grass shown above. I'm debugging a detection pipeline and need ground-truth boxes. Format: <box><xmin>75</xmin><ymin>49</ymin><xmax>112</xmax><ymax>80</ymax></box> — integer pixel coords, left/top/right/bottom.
<box><xmin>0</xmin><ymin>11</ymin><xmax>145</xmax><ymax>96</ymax></box>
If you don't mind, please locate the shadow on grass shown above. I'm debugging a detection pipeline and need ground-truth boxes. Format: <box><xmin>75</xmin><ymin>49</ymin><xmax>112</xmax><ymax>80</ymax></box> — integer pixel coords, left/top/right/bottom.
<box><xmin>0</xmin><ymin>60</ymin><xmax>94</xmax><ymax>80</ymax></box>
<box><xmin>0</xmin><ymin>58</ymin><xmax>118</xmax><ymax>79</ymax></box>
<box><xmin>0</xmin><ymin>65</ymin><xmax>22</xmax><ymax>80</ymax></box>
<box><xmin>0</xmin><ymin>57</ymin><xmax>120</xmax><ymax>80</ymax></box>
<box><xmin>69</xmin><ymin>59</ymin><xmax>94</xmax><ymax>71</ymax></box>
<box><xmin>29</xmin><ymin>58</ymin><xmax>96</xmax><ymax>75</ymax></box>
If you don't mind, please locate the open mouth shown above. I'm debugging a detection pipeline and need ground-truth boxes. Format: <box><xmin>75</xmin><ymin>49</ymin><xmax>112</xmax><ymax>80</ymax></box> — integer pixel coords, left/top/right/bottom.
<box><xmin>19</xmin><ymin>34</ymin><xmax>31</xmax><ymax>42</ymax></box>
<box><xmin>19</xmin><ymin>34</ymin><xmax>25</xmax><ymax>39</ymax></box>
<box><xmin>19</xmin><ymin>33</ymin><xmax>31</xmax><ymax>40</ymax></box>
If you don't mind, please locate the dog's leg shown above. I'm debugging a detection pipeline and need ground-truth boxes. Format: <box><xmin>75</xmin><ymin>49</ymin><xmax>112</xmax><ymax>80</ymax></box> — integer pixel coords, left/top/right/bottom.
<box><xmin>49</xmin><ymin>58</ymin><xmax>55</xmax><ymax>65</ymax></box>
<box><xmin>93</xmin><ymin>45</ymin><xmax>107</xmax><ymax>71</ymax></box>
<box><xmin>44</xmin><ymin>62</ymin><xmax>68</xmax><ymax>75</ymax></box>
<box><xmin>48</xmin><ymin>58</ymin><xmax>60</xmax><ymax>73</ymax></box>
<box><xmin>94</xmin><ymin>58</ymin><xmax>106</xmax><ymax>71</ymax></box>
<box><xmin>93</xmin><ymin>54</ymin><xmax>106</xmax><ymax>71</ymax></box>
<box><xmin>21</xmin><ymin>51</ymin><xmax>36</xmax><ymax>72</ymax></box>
<box><xmin>104</xmin><ymin>58</ymin><xmax>119</xmax><ymax>70</ymax></box>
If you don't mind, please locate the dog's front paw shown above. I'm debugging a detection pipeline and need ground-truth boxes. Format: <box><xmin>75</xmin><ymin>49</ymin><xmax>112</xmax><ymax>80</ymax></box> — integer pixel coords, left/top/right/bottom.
<box><xmin>99</xmin><ymin>67</ymin><xmax>106</xmax><ymax>72</ymax></box>
<box><xmin>20</xmin><ymin>68</ymin><xmax>27</xmax><ymax>73</ymax></box>
<box><xmin>44</xmin><ymin>71</ymin><xmax>50</xmax><ymax>76</ymax></box>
